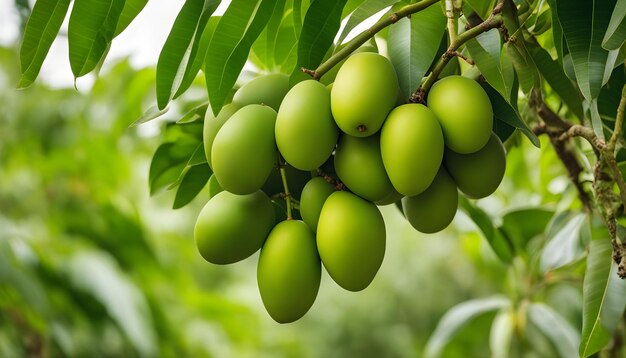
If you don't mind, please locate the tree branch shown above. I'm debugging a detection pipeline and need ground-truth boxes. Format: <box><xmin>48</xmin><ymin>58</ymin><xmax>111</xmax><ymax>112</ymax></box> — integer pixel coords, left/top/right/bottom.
<box><xmin>445</xmin><ymin>0</ymin><xmax>457</xmax><ymax>43</ymax></box>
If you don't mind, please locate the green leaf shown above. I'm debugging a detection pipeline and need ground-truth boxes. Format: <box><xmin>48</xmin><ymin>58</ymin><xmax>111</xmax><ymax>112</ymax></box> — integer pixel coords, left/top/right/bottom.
<box><xmin>388</xmin><ymin>3</ymin><xmax>446</xmax><ymax>100</ymax></box>
<box><xmin>603</xmin><ymin>0</ymin><xmax>626</xmax><ymax>50</ymax></box>
<box><xmin>205</xmin><ymin>0</ymin><xmax>281</xmax><ymax>116</ymax></box>
<box><xmin>129</xmin><ymin>105</ymin><xmax>169</xmax><ymax>127</ymax></box>
<box><xmin>114</xmin><ymin>0</ymin><xmax>149</xmax><ymax>37</ymax></box>
<box><xmin>274</xmin><ymin>11</ymin><xmax>299</xmax><ymax>73</ymax></box>
<box><xmin>528</xmin><ymin>303</ymin><xmax>580</xmax><ymax>358</ymax></box>
<box><xmin>579</xmin><ymin>237</ymin><xmax>626</xmax><ymax>357</ymax></box>
<box><xmin>336</xmin><ymin>0</ymin><xmax>397</xmax><ymax>46</ymax></box>
<box><xmin>149</xmin><ymin>141</ymin><xmax>199</xmax><ymax>195</ymax></box>
<box><xmin>173</xmin><ymin>163</ymin><xmax>212</xmax><ymax>209</ymax></box>
<box><xmin>499</xmin><ymin>207</ymin><xmax>554</xmax><ymax>250</ymax></box>
<box><xmin>68</xmin><ymin>0</ymin><xmax>126</xmax><ymax>78</ymax></box>
<box><xmin>250</xmin><ymin>0</ymin><xmax>286</xmax><ymax>71</ymax></box>
<box><xmin>545</xmin><ymin>0</ymin><xmax>564</xmax><ymax>62</ymax></box>
<box><xmin>541</xmin><ymin>212</ymin><xmax>586</xmax><ymax>272</ymax></box>
<box><xmin>599</xmin><ymin>64</ymin><xmax>625</xmax><ymax>121</ymax></box>
<box><xmin>466</xmin><ymin>29</ymin><xmax>515</xmax><ymax>102</ymax></box>
<box><xmin>465</xmin><ymin>0</ymin><xmax>495</xmax><ymax>20</ymax></box>
<box><xmin>292</xmin><ymin>0</ymin><xmax>348</xmax><ymax>83</ymax></box>
<box><xmin>177</xmin><ymin>102</ymin><xmax>209</xmax><ymax>124</ymax></box>
<box><xmin>528</xmin><ymin>44</ymin><xmax>585</xmax><ymax>120</ymax></box>
<box><xmin>18</xmin><ymin>0</ymin><xmax>72</xmax><ymax>88</ymax></box>
<box><xmin>156</xmin><ymin>0</ymin><xmax>220</xmax><ymax>109</ymax></box>
<box><xmin>424</xmin><ymin>296</ymin><xmax>510</xmax><ymax>358</ymax></box>
<box><xmin>481</xmin><ymin>83</ymin><xmax>540</xmax><ymax>147</ymax></box>
<box><xmin>489</xmin><ymin>309</ymin><xmax>514</xmax><ymax>358</ymax></box>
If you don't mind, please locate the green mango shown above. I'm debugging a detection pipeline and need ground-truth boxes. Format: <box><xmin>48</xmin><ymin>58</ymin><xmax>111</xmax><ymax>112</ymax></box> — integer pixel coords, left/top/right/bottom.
<box><xmin>232</xmin><ymin>73</ymin><xmax>289</xmax><ymax>111</ymax></box>
<box><xmin>402</xmin><ymin>167</ymin><xmax>458</xmax><ymax>233</ymax></box>
<box><xmin>207</xmin><ymin>174</ymin><xmax>223</xmax><ymax>198</ymax></box>
<box><xmin>319</xmin><ymin>45</ymin><xmax>377</xmax><ymax>85</ymax></box>
<box><xmin>317</xmin><ymin>191</ymin><xmax>385</xmax><ymax>291</ymax></box>
<box><xmin>276</xmin><ymin>80</ymin><xmax>339</xmax><ymax>170</ymax></box>
<box><xmin>203</xmin><ymin>103</ymin><xmax>240</xmax><ymax>169</ymax></box>
<box><xmin>380</xmin><ymin>104</ymin><xmax>444</xmax><ymax>196</ymax></box>
<box><xmin>331</xmin><ymin>53</ymin><xmax>399</xmax><ymax>137</ymax></box>
<box><xmin>444</xmin><ymin>133</ymin><xmax>506</xmax><ymax>199</ymax></box>
<box><xmin>375</xmin><ymin>188</ymin><xmax>403</xmax><ymax>206</ymax></box>
<box><xmin>427</xmin><ymin>75</ymin><xmax>493</xmax><ymax>154</ymax></box>
<box><xmin>211</xmin><ymin>104</ymin><xmax>277</xmax><ymax>195</ymax></box>
<box><xmin>334</xmin><ymin>133</ymin><xmax>394</xmax><ymax>202</ymax></box>
<box><xmin>300</xmin><ymin>177</ymin><xmax>335</xmax><ymax>231</ymax></box>
<box><xmin>194</xmin><ymin>190</ymin><xmax>275</xmax><ymax>265</ymax></box>
<box><xmin>257</xmin><ymin>220</ymin><xmax>321</xmax><ymax>323</ymax></box>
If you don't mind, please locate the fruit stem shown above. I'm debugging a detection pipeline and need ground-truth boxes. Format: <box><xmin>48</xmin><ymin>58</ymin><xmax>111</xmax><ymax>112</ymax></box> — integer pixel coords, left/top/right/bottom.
<box><xmin>277</xmin><ymin>155</ymin><xmax>293</xmax><ymax>220</ymax></box>
<box><xmin>301</xmin><ymin>0</ymin><xmax>439</xmax><ymax>80</ymax></box>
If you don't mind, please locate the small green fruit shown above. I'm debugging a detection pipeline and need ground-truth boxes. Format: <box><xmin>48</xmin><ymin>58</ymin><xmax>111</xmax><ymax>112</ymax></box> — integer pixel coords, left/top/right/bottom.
<box><xmin>257</xmin><ymin>220</ymin><xmax>321</xmax><ymax>323</ymax></box>
<box><xmin>300</xmin><ymin>177</ymin><xmax>335</xmax><ymax>231</ymax></box>
<box><xmin>194</xmin><ymin>190</ymin><xmax>275</xmax><ymax>264</ymax></box>
<box><xmin>203</xmin><ymin>103</ymin><xmax>240</xmax><ymax>169</ymax></box>
<box><xmin>319</xmin><ymin>45</ymin><xmax>377</xmax><ymax>85</ymax></box>
<box><xmin>317</xmin><ymin>191</ymin><xmax>386</xmax><ymax>291</ymax></box>
<box><xmin>375</xmin><ymin>188</ymin><xmax>403</xmax><ymax>206</ymax></box>
<box><xmin>232</xmin><ymin>73</ymin><xmax>289</xmax><ymax>111</ymax></box>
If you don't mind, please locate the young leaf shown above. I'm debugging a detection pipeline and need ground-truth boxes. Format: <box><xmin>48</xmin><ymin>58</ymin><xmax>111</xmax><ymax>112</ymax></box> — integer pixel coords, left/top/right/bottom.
<box><xmin>114</xmin><ymin>0</ymin><xmax>149</xmax><ymax>37</ymax></box>
<box><xmin>156</xmin><ymin>0</ymin><xmax>220</xmax><ymax>109</ymax></box>
<box><xmin>528</xmin><ymin>303</ymin><xmax>580</xmax><ymax>358</ymax></box>
<box><xmin>424</xmin><ymin>296</ymin><xmax>510</xmax><ymax>358</ymax></box>
<box><xmin>205</xmin><ymin>0</ymin><xmax>281</xmax><ymax>116</ymax></box>
<box><xmin>173</xmin><ymin>163</ymin><xmax>212</xmax><ymax>209</ymax></box>
<box><xmin>336</xmin><ymin>0</ymin><xmax>397</xmax><ymax>46</ymax></box>
<box><xmin>602</xmin><ymin>0</ymin><xmax>626</xmax><ymax>50</ymax></box>
<box><xmin>18</xmin><ymin>0</ymin><xmax>72</xmax><ymax>88</ymax></box>
<box><xmin>388</xmin><ymin>3</ymin><xmax>446</xmax><ymax>100</ymax></box>
<box><xmin>466</xmin><ymin>29</ymin><xmax>515</xmax><ymax>102</ymax></box>
<box><xmin>579</xmin><ymin>237</ymin><xmax>626</xmax><ymax>357</ymax></box>
<box><xmin>68</xmin><ymin>0</ymin><xmax>126</xmax><ymax>78</ymax></box>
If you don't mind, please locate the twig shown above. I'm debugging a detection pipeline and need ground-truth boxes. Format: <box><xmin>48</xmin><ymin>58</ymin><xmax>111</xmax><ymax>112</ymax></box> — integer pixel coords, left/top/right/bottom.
<box><xmin>277</xmin><ymin>155</ymin><xmax>293</xmax><ymax>220</ymax></box>
<box><xmin>445</xmin><ymin>0</ymin><xmax>457</xmax><ymax>43</ymax></box>
<box><xmin>608</xmin><ymin>84</ymin><xmax>626</xmax><ymax>152</ymax></box>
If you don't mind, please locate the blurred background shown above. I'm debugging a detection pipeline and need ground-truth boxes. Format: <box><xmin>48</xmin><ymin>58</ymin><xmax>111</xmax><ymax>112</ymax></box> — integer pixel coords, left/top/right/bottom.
<box><xmin>0</xmin><ymin>1</ymin><xmax>587</xmax><ymax>357</ymax></box>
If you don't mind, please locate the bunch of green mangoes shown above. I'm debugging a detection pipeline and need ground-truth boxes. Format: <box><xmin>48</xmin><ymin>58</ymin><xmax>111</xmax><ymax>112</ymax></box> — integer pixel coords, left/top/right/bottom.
<box><xmin>194</xmin><ymin>50</ymin><xmax>506</xmax><ymax>324</ymax></box>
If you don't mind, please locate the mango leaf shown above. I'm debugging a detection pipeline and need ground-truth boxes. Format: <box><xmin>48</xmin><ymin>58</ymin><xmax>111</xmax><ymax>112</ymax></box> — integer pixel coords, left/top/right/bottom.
<box><xmin>336</xmin><ymin>0</ymin><xmax>397</xmax><ymax>46</ymax></box>
<box><xmin>114</xmin><ymin>0</ymin><xmax>149</xmax><ymax>37</ymax></box>
<box><xmin>149</xmin><ymin>140</ymin><xmax>199</xmax><ymax>195</ymax></box>
<box><xmin>489</xmin><ymin>309</ymin><xmax>514</xmax><ymax>358</ymax></box>
<box><xmin>291</xmin><ymin>0</ymin><xmax>348</xmax><ymax>84</ymax></box>
<box><xmin>173</xmin><ymin>163</ymin><xmax>212</xmax><ymax>209</ymax></box>
<box><xmin>250</xmin><ymin>0</ymin><xmax>287</xmax><ymax>71</ymax></box>
<box><xmin>177</xmin><ymin>102</ymin><xmax>209</xmax><ymax>124</ymax></box>
<box><xmin>603</xmin><ymin>0</ymin><xmax>626</xmax><ymax>50</ymax></box>
<box><xmin>499</xmin><ymin>207</ymin><xmax>554</xmax><ymax>251</ymax></box>
<box><xmin>205</xmin><ymin>0</ymin><xmax>281</xmax><ymax>116</ymax></box>
<box><xmin>466</xmin><ymin>29</ymin><xmax>515</xmax><ymax>102</ymax></box>
<box><xmin>540</xmin><ymin>212</ymin><xmax>586</xmax><ymax>272</ymax></box>
<box><xmin>156</xmin><ymin>0</ymin><xmax>220</xmax><ymax>109</ymax></box>
<box><xmin>598</xmin><ymin>65</ymin><xmax>625</xmax><ymax>121</ymax></box>
<box><xmin>579</xmin><ymin>237</ymin><xmax>626</xmax><ymax>357</ymax></box>
<box><xmin>129</xmin><ymin>105</ymin><xmax>169</xmax><ymax>127</ymax></box>
<box><xmin>274</xmin><ymin>11</ymin><xmax>299</xmax><ymax>73</ymax></box>
<box><xmin>68</xmin><ymin>0</ymin><xmax>125</xmax><ymax>78</ymax></box>
<box><xmin>504</xmin><ymin>41</ymin><xmax>540</xmax><ymax>95</ymax></box>
<box><xmin>481</xmin><ymin>83</ymin><xmax>540</xmax><ymax>147</ymax></box>
<box><xmin>18</xmin><ymin>0</ymin><xmax>72</xmax><ymax>88</ymax></box>
<box><xmin>528</xmin><ymin>303</ymin><xmax>580</xmax><ymax>358</ymax></box>
<box><xmin>465</xmin><ymin>0</ymin><xmax>495</xmax><ymax>20</ymax></box>
<box><xmin>424</xmin><ymin>296</ymin><xmax>510</xmax><ymax>358</ymax></box>
<box><xmin>546</xmin><ymin>0</ymin><xmax>563</xmax><ymax>62</ymax></box>
<box><xmin>388</xmin><ymin>3</ymin><xmax>446</xmax><ymax>100</ymax></box>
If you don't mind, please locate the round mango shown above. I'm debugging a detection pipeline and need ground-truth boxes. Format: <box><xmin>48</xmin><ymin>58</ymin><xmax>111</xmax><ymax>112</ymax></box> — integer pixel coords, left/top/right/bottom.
<box><xmin>276</xmin><ymin>80</ymin><xmax>339</xmax><ymax>170</ymax></box>
<box><xmin>331</xmin><ymin>53</ymin><xmax>399</xmax><ymax>137</ymax></box>
<box><xmin>194</xmin><ymin>190</ymin><xmax>275</xmax><ymax>264</ymax></box>
<box><xmin>300</xmin><ymin>177</ymin><xmax>335</xmax><ymax>231</ymax></box>
<box><xmin>257</xmin><ymin>220</ymin><xmax>321</xmax><ymax>323</ymax></box>
<box><xmin>380</xmin><ymin>104</ymin><xmax>444</xmax><ymax>196</ymax></box>
<box><xmin>203</xmin><ymin>103</ymin><xmax>240</xmax><ymax>169</ymax></box>
<box><xmin>211</xmin><ymin>104</ymin><xmax>277</xmax><ymax>195</ymax></box>
<box><xmin>334</xmin><ymin>134</ymin><xmax>394</xmax><ymax>202</ymax></box>
<box><xmin>232</xmin><ymin>73</ymin><xmax>289</xmax><ymax>111</ymax></box>
<box><xmin>317</xmin><ymin>191</ymin><xmax>386</xmax><ymax>291</ymax></box>
<box><xmin>402</xmin><ymin>167</ymin><xmax>458</xmax><ymax>233</ymax></box>
<box><xmin>319</xmin><ymin>45</ymin><xmax>377</xmax><ymax>85</ymax></box>
<box><xmin>427</xmin><ymin>75</ymin><xmax>493</xmax><ymax>154</ymax></box>
<box><xmin>444</xmin><ymin>133</ymin><xmax>506</xmax><ymax>199</ymax></box>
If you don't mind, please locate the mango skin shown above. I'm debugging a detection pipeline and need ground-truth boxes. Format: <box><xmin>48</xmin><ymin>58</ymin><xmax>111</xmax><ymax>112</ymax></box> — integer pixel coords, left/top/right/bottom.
<box><xmin>276</xmin><ymin>80</ymin><xmax>339</xmax><ymax>170</ymax></box>
<box><xmin>211</xmin><ymin>105</ymin><xmax>277</xmax><ymax>195</ymax></box>
<box><xmin>331</xmin><ymin>53</ymin><xmax>399</xmax><ymax>137</ymax></box>
<box><xmin>427</xmin><ymin>75</ymin><xmax>493</xmax><ymax>154</ymax></box>
<box><xmin>375</xmin><ymin>188</ymin><xmax>403</xmax><ymax>206</ymax></box>
<box><xmin>380</xmin><ymin>104</ymin><xmax>444</xmax><ymax>196</ymax></box>
<box><xmin>203</xmin><ymin>103</ymin><xmax>240</xmax><ymax>169</ymax></box>
<box><xmin>257</xmin><ymin>220</ymin><xmax>321</xmax><ymax>323</ymax></box>
<box><xmin>319</xmin><ymin>45</ymin><xmax>377</xmax><ymax>85</ymax></box>
<box><xmin>300</xmin><ymin>177</ymin><xmax>335</xmax><ymax>231</ymax></box>
<box><xmin>402</xmin><ymin>167</ymin><xmax>458</xmax><ymax>233</ymax></box>
<box><xmin>194</xmin><ymin>190</ymin><xmax>275</xmax><ymax>265</ymax></box>
<box><xmin>317</xmin><ymin>191</ymin><xmax>386</xmax><ymax>291</ymax></box>
<box><xmin>334</xmin><ymin>134</ymin><xmax>394</xmax><ymax>202</ymax></box>
<box><xmin>232</xmin><ymin>73</ymin><xmax>289</xmax><ymax>111</ymax></box>
<box><xmin>444</xmin><ymin>133</ymin><xmax>506</xmax><ymax>199</ymax></box>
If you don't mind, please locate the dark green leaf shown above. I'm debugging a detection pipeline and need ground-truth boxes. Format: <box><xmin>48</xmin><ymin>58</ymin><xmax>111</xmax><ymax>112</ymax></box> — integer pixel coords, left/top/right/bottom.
<box><xmin>388</xmin><ymin>3</ymin><xmax>446</xmax><ymax>100</ymax></box>
<box><xmin>336</xmin><ymin>0</ymin><xmax>397</xmax><ymax>46</ymax></box>
<box><xmin>68</xmin><ymin>0</ymin><xmax>126</xmax><ymax>77</ymax></box>
<box><xmin>466</xmin><ymin>29</ymin><xmax>515</xmax><ymax>102</ymax></box>
<box><xmin>504</xmin><ymin>41</ymin><xmax>540</xmax><ymax>94</ymax></box>
<box><xmin>546</xmin><ymin>0</ymin><xmax>563</xmax><ymax>62</ymax></box>
<box><xmin>603</xmin><ymin>0</ymin><xmax>626</xmax><ymax>50</ymax></box>
<box><xmin>173</xmin><ymin>163</ymin><xmax>212</xmax><ymax>209</ymax></box>
<box><xmin>156</xmin><ymin>0</ymin><xmax>220</xmax><ymax>109</ymax></box>
<box><xmin>599</xmin><ymin>64</ymin><xmax>625</xmax><ymax>121</ymax></box>
<box><xmin>114</xmin><ymin>0</ymin><xmax>149</xmax><ymax>37</ymax></box>
<box><xmin>18</xmin><ymin>0</ymin><xmax>72</xmax><ymax>88</ymax></box>
<box><xmin>205</xmin><ymin>0</ymin><xmax>281</xmax><ymax>116</ymax></box>
<box><xmin>149</xmin><ymin>141</ymin><xmax>199</xmax><ymax>195</ymax></box>
<box><xmin>465</xmin><ymin>0</ymin><xmax>495</xmax><ymax>20</ymax></box>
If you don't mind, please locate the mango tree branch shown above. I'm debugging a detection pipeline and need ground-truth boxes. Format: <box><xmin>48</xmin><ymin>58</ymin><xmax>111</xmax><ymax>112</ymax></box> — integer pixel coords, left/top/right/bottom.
<box><xmin>301</xmin><ymin>0</ymin><xmax>439</xmax><ymax>80</ymax></box>
<box><xmin>410</xmin><ymin>2</ymin><xmax>504</xmax><ymax>103</ymax></box>
<box><xmin>445</xmin><ymin>0</ymin><xmax>457</xmax><ymax>43</ymax></box>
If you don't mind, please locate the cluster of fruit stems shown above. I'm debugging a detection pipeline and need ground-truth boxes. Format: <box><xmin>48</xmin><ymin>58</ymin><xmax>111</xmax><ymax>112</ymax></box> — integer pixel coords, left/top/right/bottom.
<box><xmin>301</xmin><ymin>0</ymin><xmax>626</xmax><ymax>277</ymax></box>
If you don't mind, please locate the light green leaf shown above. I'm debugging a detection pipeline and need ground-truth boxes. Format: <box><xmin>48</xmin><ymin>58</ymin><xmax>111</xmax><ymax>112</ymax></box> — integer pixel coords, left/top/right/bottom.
<box><xmin>18</xmin><ymin>0</ymin><xmax>72</xmax><ymax>88</ymax></box>
<box><xmin>68</xmin><ymin>0</ymin><xmax>126</xmax><ymax>78</ymax></box>
<box><xmin>579</xmin><ymin>237</ymin><xmax>626</xmax><ymax>357</ymax></box>
<box><xmin>250</xmin><ymin>0</ymin><xmax>286</xmax><ymax>71</ymax></box>
<box><xmin>528</xmin><ymin>303</ymin><xmax>580</xmax><ymax>358</ymax></box>
<box><xmin>156</xmin><ymin>0</ymin><xmax>220</xmax><ymax>109</ymax></box>
<box><xmin>388</xmin><ymin>3</ymin><xmax>446</xmax><ymax>100</ymax></box>
<box><xmin>489</xmin><ymin>309</ymin><xmax>514</xmax><ymax>358</ymax></box>
<box><xmin>129</xmin><ymin>104</ymin><xmax>169</xmax><ymax>127</ymax></box>
<box><xmin>274</xmin><ymin>11</ymin><xmax>299</xmax><ymax>73</ymax></box>
<box><xmin>114</xmin><ymin>0</ymin><xmax>149</xmax><ymax>37</ymax></box>
<box><xmin>499</xmin><ymin>207</ymin><xmax>554</xmax><ymax>250</ymax></box>
<box><xmin>205</xmin><ymin>0</ymin><xmax>281</xmax><ymax>116</ymax></box>
<box><xmin>424</xmin><ymin>296</ymin><xmax>510</xmax><ymax>358</ymax></box>
<box><xmin>603</xmin><ymin>0</ymin><xmax>626</xmax><ymax>50</ymax></box>
<box><xmin>177</xmin><ymin>102</ymin><xmax>209</xmax><ymax>124</ymax></box>
<box><xmin>336</xmin><ymin>0</ymin><xmax>397</xmax><ymax>46</ymax></box>
<box><xmin>173</xmin><ymin>163</ymin><xmax>212</xmax><ymax>209</ymax></box>
<box><xmin>540</xmin><ymin>213</ymin><xmax>586</xmax><ymax>272</ymax></box>
<box><xmin>466</xmin><ymin>29</ymin><xmax>515</xmax><ymax>102</ymax></box>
